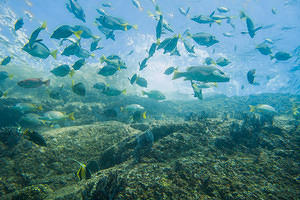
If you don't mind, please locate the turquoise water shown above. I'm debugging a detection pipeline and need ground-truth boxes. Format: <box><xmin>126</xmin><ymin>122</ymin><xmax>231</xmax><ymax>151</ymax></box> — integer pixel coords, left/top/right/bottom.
<box><xmin>0</xmin><ymin>0</ymin><xmax>299</xmax><ymax>199</ymax></box>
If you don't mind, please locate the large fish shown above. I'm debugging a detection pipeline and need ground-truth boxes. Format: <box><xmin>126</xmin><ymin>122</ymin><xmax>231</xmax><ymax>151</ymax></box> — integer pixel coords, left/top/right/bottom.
<box><xmin>173</xmin><ymin>65</ymin><xmax>230</xmax><ymax>82</ymax></box>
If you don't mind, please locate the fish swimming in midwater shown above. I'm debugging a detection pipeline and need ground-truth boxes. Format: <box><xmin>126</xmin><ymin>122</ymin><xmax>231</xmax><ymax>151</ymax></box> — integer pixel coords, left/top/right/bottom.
<box><xmin>216</xmin><ymin>57</ymin><xmax>231</xmax><ymax>67</ymax></box>
<box><xmin>164</xmin><ymin>66</ymin><xmax>177</xmax><ymax>75</ymax></box>
<box><xmin>72</xmin><ymin>81</ymin><xmax>86</xmax><ymax>96</ymax></box>
<box><xmin>20</xmin><ymin>113</ymin><xmax>44</xmax><ymax>126</ymax></box>
<box><xmin>72</xmin><ymin>58</ymin><xmax>85</xmax><ymax>70</ymax></box>
<box><xmin>191</xmin><ymin>81</ymin><xmax>203</xmax><ymax>100</ymax></box>
<box><xmin>148</xmin><ymin>42</ymin><xmax>157</xmax><ymax>58</ymax></box>
<box><xmin>40</xmin><ymin>111</ymin><xmax>75</xmax><ymax>121</ymax></box>
<box><xmin>173</xmin><ymin>65</ymin><xmax>230</xmax><ymax>82</ymax></box>
<box><xmin>13</xmin><ymin>103</ymin><xmax>42</xmax><ymax>113</ymax></box>
<box><xmin>142</xmin><ymin>90</ymin><xmax>165</xmax><ymax>100</ymax></box>
<box><xmin>90</xmin><ymin>38</ymin><xmax>103</xmax><ymax>52</ymax></box>
<box><xmin>256</xmin><ymin>42</ymin><xmax>272</xmax><ymax>55</ymax></box>
<box><xmin>101</xmin><ymin>86</ymin><xmax>126</xmax><ymax>96</ymax></box>
<box><xmin>93</xmin><ymin>82</ymin><xmax>107</xmax><ymax>91</ymax></box>
<box><xmin>14</xmin><ymin>18</ymin><xmax>24</xmax><ymax>31</ymax></box>
<box><xmin>188</xmin><ymin>32</ymin><xmax>219</xmax><ymax>47</ymax></box>
<box><xmin>240</xmin><ymin>12</ymin><xmax>262</xmax><ymax>38</ymax></box>
<box><xmin>98</xmin><ymin>64</ymin><xmax>120</xmax><ymax>76</ymax></box>
<box><xmin>139</xmin><ymin>57</ymin><xmax>149</xmax><ymax>71</ymax></box>
<box><xmin>131</xmin><ymin>0</ymin><xmax>143</xmax><ymax>11</ymax></box>
<box><xmin>249</xmin><ymin>104</ymin><xmax>277</xmax><ymax>115</ymax></box>
<box><xmin>204</xmin><ymin>57</ymin><xmax>216</xmax><ymax>65</ymax></box>
<box><xmin>247</xmin><ymin>69</ymin><xmax>259</xmax><ymax>85</ymax></box>
<box><xmin>51</xmin><ymin>65</ymin><xmax>73</xmax><ymax>77</ymax></box>
<box><xmin>1</xmin><ymin>56</ymin><xmax>12</xmax><ymax>66</ymax></box>
<box><xmin>72</xmin><ymin>25</ymin><xmax>97</xmax><ymax>39</ymax></box>
<box><xmin>102</xmin><ymin>3</ymin><xmax>112</xmax><ymax>8</ymax></box>
<box><xmin>178</xmin><ymin>7</ymin><xmax>190</xmax><ymax>16</ymax></box>
<box><xmin>217</xmin><ymin>7</ymin><xmax>230</xmax><ymax>13</ymax></box>
<box><xmin>182</xmin><ymin>39</ymin><xmax>195</xmax><ymax>54</ymax></box>
<box><xmin>23</xmin><ymin>41</ymin><xmax>57</xmax><ymax>59</ymax></box>
<box><xmin>136</xmin><ymin>76</ymin><xmax>148</xmax><ymax>88</ymax></box>
<box><xmin>0</xmin><ymin>71</ymin><xmax>13</xmax><ymax>81</ymax></box>
<box><xmin>17</xmin><ymin>78</ymin><xmax>50</xmax><ymax>88</ymax></box>
<box><xmin>66</xmin><ymin>0</ymin><xmax>86</xmax><ymax>22</ymax></box>
<box><xmin>51</xmin><ymin>25</ymin><xmax>82</xmax><ymax>40</ymax></box>
<box><xmin>156</xmin><ymin>15</ymin><xmax>163</xmax><ymax>44</ymax></box>
<box><xmin>271</xmin><ymin>51</ymin><xmax>292</xmax><ymax>61</ymax></box>
<box><xmin>96</xmin><ymin>14</ymin><xmax>137</xmax><ymax>31</ymax></box>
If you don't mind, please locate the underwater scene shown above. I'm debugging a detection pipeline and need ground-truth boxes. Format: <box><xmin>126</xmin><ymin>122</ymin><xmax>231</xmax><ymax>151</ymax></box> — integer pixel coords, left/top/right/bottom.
<box><xmin>0</xmin><ymin>0</ymin><xmax>299</xmax><ymax>199</ymax></box>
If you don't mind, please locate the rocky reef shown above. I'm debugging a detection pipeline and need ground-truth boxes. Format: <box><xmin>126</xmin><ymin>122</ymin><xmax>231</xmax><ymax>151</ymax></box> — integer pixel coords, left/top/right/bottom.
<box><xmin>0</xmin><ymin>93</ymin><xmax>299</xmax><ymax>199</ymax></box>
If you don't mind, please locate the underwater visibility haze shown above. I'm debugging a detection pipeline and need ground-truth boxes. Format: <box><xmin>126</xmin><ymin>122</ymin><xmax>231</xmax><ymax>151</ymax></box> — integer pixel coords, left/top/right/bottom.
<box><xmin>0</xmin><ymin>0</ymin><xmax>299</xmax><ymax>199</ymax></box>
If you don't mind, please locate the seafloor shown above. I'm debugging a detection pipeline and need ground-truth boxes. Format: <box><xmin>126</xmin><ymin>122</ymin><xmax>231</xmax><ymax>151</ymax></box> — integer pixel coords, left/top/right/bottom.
<box><xmin>0</xmin><ymin>93</ymin><xmax>299</xmax><ymax>200</ymax></box>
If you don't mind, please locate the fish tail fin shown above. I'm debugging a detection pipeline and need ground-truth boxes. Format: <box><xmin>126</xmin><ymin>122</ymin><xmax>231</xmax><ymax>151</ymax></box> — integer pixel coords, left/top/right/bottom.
<box><xmin>213</xmin><ymin>82</ymin><xmax>218</xmax><ymax>87</ymax></box>
<box><xmin>50</xmin><ymin>50</ymin><xmax>58</xmax><ymax>59</ymax></box>
<box><xmin>147</xmin><ymin>11</ymin><xmax>154</xmax><ymax>17</ymax></box>
<box><xmin>172</xmin><ymin>71</ymin><xmax>183</xmax><ymax>80</ymax></box>
<box><xmin>70</xmin><ymin>69</ymin><xmax>75</xmax><ymax>77</ymax></box>
<box><xmin>8</xmin><ymin>74</ymin><xmax>13</xmax><ymax>79</ymax></box>
<box><xmin>270</xmin><ymin>54</ymin><xmax>274</xmax><ymax>60</ymax></box>
<box><xmin>142</xmin><ymin>90</ymin><xmax>146</xmax><ymax>96</ymax></box>
<box><xmin>156</xmin><ymin>39</ymin><xmax>160</xmax><ymax>45</ymax></box>
<box><xmin>100</xmin><ymin>55</ymin><xmax>106</xmax><ymax>63</ymax></box>
<box><xmin>90</xmin><ymin>53</ymin><xmax>95</xmax><ymax>57</ymax></box>
<box><xmin>120</xmin><ymin>107</ymin><xmax>124</xmax><ymax>112</ymax></box>
<box><xmin>142</xmin><ymin>111</ymin><xmax>147</xmax><ymax>119</ymax></box>
<box><xmin>72</xmin><ymin>80</ymin><xmax>75</xmax><ymax>86</ymax></box>
<box><xmin>122</xmin><ymin>23</ymin><xmax>128</xmax><ymax>31</ymax></box>
<box><xmin>68</xmin><ymin>112</ymin><xmax>75</xmax><ymax>121</ymax></box>
<box><xmin>132</xmin><ymin>24</ymin><xmax>138</xmax><ymax>30</ymax></box>
<box><xmin>254</xmin><ymin>26</ymin><xmax>263</xmax><ymax>33</ymax></box>
<box><xmin>2</xmin><ymin>91</ymin><xmax>8</xmax><ymax>97</ymax></box>
<box><xmin>215</xmin><ymin>20</ymin><xmax>222</xmax><ymax>25</ymax></box>
<box><xmin>44</xmin><ymin>79</ymin><xmax>50</xmax><ymax>86</ymax></box>
<box><xmin>73</xmin><ymin>30</ymin><xmax>82</xmax><ymax>39</ymax></box>
<box><xmin>249</xmin><ymin>105</ymin><xmax>255</xmax><ymax>112</ymax></box>
<box><xmin>41</xmin><ymin>21</ymin><xmax>47</xmax><ymax>29</ymax></box>
<box><xmin>122</xmin><ymin>89</ymin><xmax>127</xmax><ymax>95</ymax></box>
<box><xmin>37</xmin><ymin>105</ymin><xmax>43</xmax><ymax>111</ymax></box>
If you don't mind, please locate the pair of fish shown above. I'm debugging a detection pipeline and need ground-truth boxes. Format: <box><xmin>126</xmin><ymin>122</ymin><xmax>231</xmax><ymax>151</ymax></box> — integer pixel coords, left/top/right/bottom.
<box><xmin>66</xmin><ymin>0</ymin><xmax>86</xmax><ymax>22</ymax></box>
<box><xmin>98</xmin><ymin>55</ymin><xmax>127</xmax><ymax>76</ymax></box>
<box><xmin>129</xmin><ymin>74</ymin><xmax>147</xmax><ymax>88</ymax></box>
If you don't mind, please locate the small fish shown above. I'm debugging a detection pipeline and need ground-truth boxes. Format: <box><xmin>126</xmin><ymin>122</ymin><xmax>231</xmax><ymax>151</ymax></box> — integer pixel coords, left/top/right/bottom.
<box><xmin>204</xmin><ymin>57</ymin><xmax>216</xmax><ymax>65</ymax></box>
<box><xmin>96</xmin><ymin>24</ymin><xmax>115</xmax><ymax>40</ymax></box>
<box><xmin>72</xmin><ymin>25</ymin><xmax>97</xmax><ymax>39</ymax></box>
<box><xmin>182</xmin><ymin>39</ymin><xmax>195</xmax><ymax>54</ymax></box>
<box><xmin>241</xmin><ymin>13</ymin><xmax>262</xmax><ymax>38</ymax></box>
<box><xmin>247</xmin><ymin>69</ymin><xmax>259</xmax><ymax>85</ymax></box>
<box><xmin>223</xmin><ymin>32</ymin><xmax>234</xmax><ymax>37</ymax></box>
<box><xmin>188</xmin><ymin>32</ymin><xmax>219</xmax><ymax>47</ymax></box>
<box><xmin>28</xmin><ymin>22</ymin><xmax>47</xmax><ymax>46</ymax></box>
<box><xmin>128</xmin><ymin>50</ymin><xmax>134</xmax><ymax>55</ymax></box>
<box><xmin>173</xmin><ymin>65</ymin><xmax>229</xmax><ymax>82</ymax></box>
<box><xmin>100</xmin><ymin>55</ymin><xmax>127</xmax><ymax>69</ymax></box>
<box><xmin>132</xmin><ymin>0</ymin><xmax>143</xmax><ymax>11</ymax></box>
<box><xmin>0</xmin><ymin>71</ymin><xmax>13</xmax><ymax>81</ymax></box>
<box><xmin>73</xmin><ymin>160</ymin><xmax>90</xmax><ymax>180</ymax></box>
<box><xmin>72</xmin><ymin>59</ymin><xmax>85</xmax><ymax>70</ymax></box>
<box><xmin>136</xmin><ymin>76</ymin><xmax>148</xmax><ymax>88</ymax></box>
<box><xmin>148</xmin><ymin>43</ymin><xmax>157</xmax><ymax>58</ymax></box>
<box><xmin>13</xmin><ymin>103</ymin><xmax>42</xmax><ymax>113</ymax></box>
<box><xmin>139</xmin><ymin>57</ymin><xmax>149</xmax><ymax>71</ymax></box>
<box><xmin>271</xmin><ymin>51</ymin><xmax>292</xmax><ymax>61</ymax></box>
<box><xmin>51</xmin><ymin>25</ymin><xmax>82</xmax><ymax>40</ymax></box>
<box><xmin>93</xmin><ymin>82</ymin><xmax>107</xmax><ymax>91</ymax></box>
<box><xmin>216</xmin><ymin>57</ymin><xmax>231</xmax><ymax>67</ymax></box>
<box><xmin>14</xmin><ymin>18</ymin><xmax>24</xmax><ymax>31</ymax></box>
<box><xmin>103</xmin><ymin>108</ymin><xmax>118</xmax><ymax>118</ymax></box>
<box><xmin>102</xmin><ymin>3</ymin><xmax>112</xmax><ymax>8</ymax></box>
<box><xmin>102</xmin><ymin>86</ymin><xmax>126</xmax><ymax>96</ymax></box>
<box><xmin>191</xmin><ymin>81</ymin><xmax>203</xmax><ymax>100</ymax></box>
<box><xmin>62</xmin><ymin>42</ymin><xmax>80</xmax><ymax>57</ymax></box>
<box><xmin>163</xmin><ymin>34</ymin><xmax>180</xmax><ymax>54</ymax></box>
<box><xmin>256</xmin><ymin>42</ymin><xmax>272</xmax><ymax>55</ymax></box>
<box><xmin>142</xmin><ymin>90</ymin><xmax>165</xmax><ymax>100</ymax></box>
<box><xmin>96</xmin><ymin>15</ymin><xmax>137</xmax><ymax>31</ymax></box>
<box><xmin>17</xmin><ymin>78</ymin><xmax>50</xmax><ymax>88</ymax></box>
<box><xmin>123</xmin><ymin>104</ymin><xmax>146</xmax><ymax>121</ymax></box>
<box><xmin>51</xmin><ymin>65</ymin><xmax>73</xmax><ymax>77</ymax></box>
<box><xmin>217</xmin><ymin>7</ymin><xmax>230</xmax><ymax>13</ymax></box>
<box><xmin>1</xmin><ymin>56</ymin><xmax>12</xmax><ymax>66</ymax></box>
<box><xmin>191</xmin><ymin>14</ymin><xmax>221</xmax><ymax>26</ymax></box>
<box><xmin>66</xmin><ymin>0</ymin><xmax>86</xmax><ymax>22</ymax></box>
<box><xmin>72</xmin><ymin>81</ymin><xmax>86</xmax><ymax>96</ymax></box>
<box><xmin>129</xmin><ymin>73</ymin><xmax>138</xmax><ymax>85</ymax></box>
<box><xmin>40</xmin><ymin>111</ymin><xmax>75</xmax><ymax>121</ymax></box>
<box><xmin>271</xmin><ymin>8</ymin><xmax>277</xmax><ymax>15</ymax></box>
<box><xmin>178</xmin><ymin>7</ymin><xmax>190</xmax><ymax>16</ymax></box>
<box><xmin>249</xmin><ymin>104</ymin><xmax>277</xmax><ymax>115</ymax></box>
<box><xmin>23</xmin><ymin>129</ymin><xmax>46</xmax><ymax>146</ymax></box>
<box><xmin>164</xmin><ymin>66</ymin><xmax>177</xmax><ymax>75</ymax></box>
<box><xmin>90</xmin><ymin>38</ymin><xmax>103</xmax><ymax>52</ymax></box>
<box><xmin>156</xmin><ymin>15</ymin><xmax>163</xmax><ymax>44</ymax></box>
<box><xmin>98</xmin><ymin>64</ymin><xmax>120</xmax><ymax>76</ymax></box>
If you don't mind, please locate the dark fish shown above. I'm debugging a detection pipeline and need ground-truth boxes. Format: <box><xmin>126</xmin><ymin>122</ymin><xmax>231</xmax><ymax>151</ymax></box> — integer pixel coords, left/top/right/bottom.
<box><xmin>0</xmin><ymin>71</ymin><xmax>12</xmax><ymax>80</ymax></box>
<box><xmin>28</xmin><ymin>22</ymin><xmax>47</xmax><ymax>46</ymax></box>
<box><xmin>136</xmin><ymin>76</ymin><xmax>147</xmax><ymax>88</ymax></box>
<box><xmin>75</xmin><ymin>47</ymin><xmax>92</xmax><ymax>58</ymax></box>
<box><xmin>51</xmin><ymin>65</ymin><xmax>71</xmax><ymax>77</ymax></box>
<box><xmin>102</xmin><ymin>86</ymin><xmax>126</xmax><ymax>96</ymax></box>
<box><xmin>139</xmin><ymin>58</ymin><xmax>148</xmax><ymax>71</ymax></box>
<box><xmin>103</xmin><ymin>108</ymin><xmax>117</xmax><ymax>118</ymax></box>
<box><xmin>189</xmin><ymin>32</ymin><xmax>219</xmax><ymax>47</ymax></box>
<box><xmin>90</xmin><ymin>38</ymin><xmax>103</xmax><ymax>52</ymax></box>
<box><xmin>14</xmin><ymin>18</ymin><xmax>24</xmax><ymax>31</ymax></box>
<box><xmin>96</xmin><ymin>25</ymin><xmax>115</xmax><ymax>40</ymax></box>
<box><xmin>23</xmin><ymin>41</ymin><xmax>57</xmax><ymax>59</ymax></box>
<box><xmin>73</xmin><ymin>25</ymin><xmax>95</xmax><ymax>39</ymax></box>
<box><xmin>156</xmin><ymin>15</ymin><xmax>163</xmax><ymax>43</ymax></box>
<box><xmin>240</xmin><ymin>13</ymin><xmax>262</xmax><ymax>38</ymax></box>
<box><xmin>72</xmin><ymin>59</ymin><xmax>85</xmax><ymax>70</ymax></box>
<box><xmin>163</xmin><ymin>35</ymin><xmax>180</xmax><ymax>54</ymax></box>
<box><xmin>148</xmin><ymin>43</ymin><xmax>157</xmax><ymax>58</ymax></box>
<box><xmin>100</xmin><ymin>55</ymin><xmax>126</xmax><ymax>69</ymax></box>
<box><xmin>23</xmin><ymin>129</ymin><xmax>46</xmax><ymax>146</ymax></box>
<box><xmin>102</xmin><ymin>3</ymin><xmax>112</xmax><ymax>8</ymax></box>
<box><xmin>247</xmin><ymin>69</ymin><xmax>259</xmax><ymax>85</ymax></box>
<box><xmin>51</xmin><ymin>25</ymin><xmax>81</xmax><ymax>39</ymax></box>
<box><xmin>62</xmin><ymin>42</ymin><xmax>80</xmax><ymax>56</ymax></box>
<box><xmin>73</xmin><ymin>160</ymin><xmax>89</xmax><ymax>180</ymax></box>
<box><xmin>271</xmin><ymin>52</ymin><xmax>292</xmax><ymax>61</ymax></box>
<box><xmin>17</xmin><ymin>78</ymin><xmax>50</xmax><ymax>88</ymax></box>
<box><xmin>157</xmin><ymin>37</ymin><xmax>172</xmax><ymax>50</ymax></box>
<box><xmin>93</xmin><ymin>82</ymin><xmax>107</xmax><ymax>91</ymax></box>
<box><xmin>66</xmin><ymin>0</ymin><xmax>86</xmax><ymax>22</ymax></box>
<box><xmin>1</xmin><ymin>56</ymin><xmax>12</xmax><ymax>65</ymax></box>
<box><xmin>164</xmin><ymin>66</ymin><xmax>177</xmax><ymax>75</ymax></box>
<box><xmin>72</xmin><ymin>82</ymin><xmax>86</xmax><ymax>96</ymax></box>
<box><xmin>98</xmin><ymin>64</ymin><xmax>119</xmax><ymax>76</ymax></box>
<box><xmin>129</xmin><ymin>73</ymin><xmax>138</xmax><ymax>84</ymax></box>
